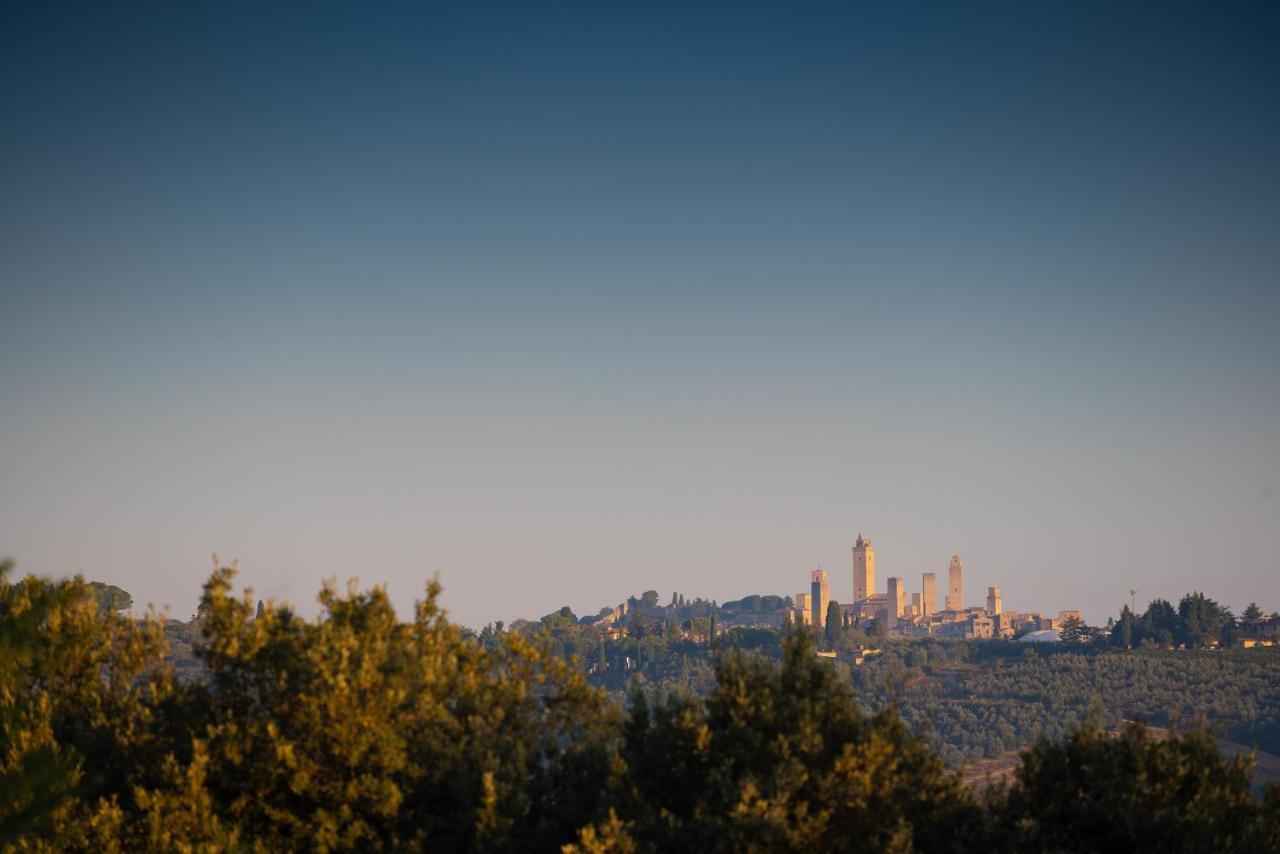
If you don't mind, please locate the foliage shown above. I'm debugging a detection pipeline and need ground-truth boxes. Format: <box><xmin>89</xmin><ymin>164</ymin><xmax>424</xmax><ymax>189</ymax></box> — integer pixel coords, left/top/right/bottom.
<box><xmin>1057</xmin><ymin>615</ymin><xmax>1087</xmax><ymax>644</ymax></box>
<box><xmin>0</xmin><ymin>560</ymin><xmax>172</xmax><ymax>850</ymax></box>
<box><xmin>1111</xmin><ymin>594</ymin><xmax>1237</xmax><ymax>649</ymax></box>
<box><xmin>856</xmin><ymin>642</ymin><xmax>1280</xmax><ymax>763</ymax></box>
<box><xmin>87</xmin><ymin>582</ymin><xmax>133</xmax><ymax>615</ymax></box>
<box><xmin>4</xmin><ymin>562</ymin><xmax>1278</xmax><ymax>852</ymax></box>
<box><xmin>998</xmin><ymin>719</ymin><xmax>1280</xmax><ymax>851</ymax></box>
<box><xmin>824</xmin><ymin>600</ymin><xmax>843</xmax><ymax>649</ymax></box>
<box><xmin>601</xmin><ymin>629</ymin><xmax>984</xmax><ymax>853</ymax></box>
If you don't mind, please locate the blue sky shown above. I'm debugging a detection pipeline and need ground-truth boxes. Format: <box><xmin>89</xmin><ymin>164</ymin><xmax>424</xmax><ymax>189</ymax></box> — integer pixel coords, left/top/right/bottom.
<box><xmin>2</xmin><ymin>1</ymin><xmax>1278</xmax><ymax>626</ymax></box>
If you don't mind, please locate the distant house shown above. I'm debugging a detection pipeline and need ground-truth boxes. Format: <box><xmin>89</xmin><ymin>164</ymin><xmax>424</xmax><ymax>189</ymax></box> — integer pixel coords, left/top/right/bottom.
<box><xmin>1239</xmin><ymin>616</ymin><xmax>1280</xmax><ymax>647</ymax></box>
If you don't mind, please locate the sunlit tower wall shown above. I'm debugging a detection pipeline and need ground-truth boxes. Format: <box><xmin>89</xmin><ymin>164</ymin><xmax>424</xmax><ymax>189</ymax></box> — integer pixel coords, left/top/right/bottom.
<box><xmin>945</xmin><ymin>555</ymin><xmax>964</xmax><ymax>611</ymax></box>
<box><xmin>794</xmin><ymin>592</ymin><xmax>812</xmax><ymax>625</ymax></box>
<box><xmin>810</xmin><ymin>569</ymin><xmax>830</xmax><ymax>629</ymax></box>
<box><xmin>922</xmin><ymin>572</ymin><xmax>937</xmax><ymax>616</ymax></box>
<box><xmin>986</xmin><ymin>586</ymin><xmax>1002</xmax><ymax>615</ymax></box>
<box><xmin>852</xmin><ymin>534</ymin><xmax>875</xmax><ymax>602</ymax></box>
<box><xmin>887</xmin><ymin>577</ymin><xmax>905</xmax><ymax>628</ymax></box>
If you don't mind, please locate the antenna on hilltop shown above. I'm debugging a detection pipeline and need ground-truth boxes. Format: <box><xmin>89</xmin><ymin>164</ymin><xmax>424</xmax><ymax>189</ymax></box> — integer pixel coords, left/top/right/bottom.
<box><xmin>1129</xmin><ymin>587</ymin><xmax>1137</xmax><ymax>612</ymax></box>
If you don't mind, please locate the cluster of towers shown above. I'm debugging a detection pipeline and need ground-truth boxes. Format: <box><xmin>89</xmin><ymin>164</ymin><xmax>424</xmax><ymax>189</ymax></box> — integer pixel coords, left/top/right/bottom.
<box><xmin>849</xmin><ymin>535</ymin><xmax>970</xmax><ymax>626</ymax></box>
<box><xmin>794</xmin><ymin>535</ymin><xmax>1020</xmax><ymax>637</ymax></box>
<box><xmin>792</xmin><ymin>534</ymin><xmax>1073</xmax><ymax>640</ymax></box>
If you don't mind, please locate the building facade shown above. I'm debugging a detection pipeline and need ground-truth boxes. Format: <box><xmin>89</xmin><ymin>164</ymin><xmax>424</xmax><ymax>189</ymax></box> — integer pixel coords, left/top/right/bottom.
<box><xmin>987</xmin><ymin>586</ymin><xmax>1002</xmax><ymax>615</ymax></box>
<box><xmin>886</xmin><ymin>576</ymin><xmax>905</xmax><ymax>628</ymax></box>
<box><xmin>922</xmin><ymin>572</ymin><xmax>937</xmax><ymax>616</ymax></box>
<box><xmin>794</xmin><ymin>592</ymin><xmax>812</xmax><ymax>625</ymax></box>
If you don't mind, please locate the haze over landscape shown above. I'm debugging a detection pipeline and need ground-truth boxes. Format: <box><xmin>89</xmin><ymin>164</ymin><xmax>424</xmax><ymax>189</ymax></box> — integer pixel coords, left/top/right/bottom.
<box><xmin>3</xmin><ymin>1</ymin><xmax>1278</xmax><ymax>629</ymax></box>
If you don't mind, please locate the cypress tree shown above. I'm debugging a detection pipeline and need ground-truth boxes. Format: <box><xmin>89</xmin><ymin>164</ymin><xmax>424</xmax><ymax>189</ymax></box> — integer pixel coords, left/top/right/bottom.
<box><xmin>825</xmin><ymin>600</ymin><xmax>843</xmax><ymax>649</ymax></box>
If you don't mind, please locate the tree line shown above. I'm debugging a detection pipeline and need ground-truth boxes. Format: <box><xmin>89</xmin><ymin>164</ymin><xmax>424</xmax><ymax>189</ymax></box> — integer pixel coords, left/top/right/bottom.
<box><xmin>3</xmin><ymin>560</ymin><xmax>1279</xmax><ymax>852</ymax></box>
<box><xmin>1108</xmin><ymin>592</ymin><xmax>1269</xmax><ymax>649</ymax></box>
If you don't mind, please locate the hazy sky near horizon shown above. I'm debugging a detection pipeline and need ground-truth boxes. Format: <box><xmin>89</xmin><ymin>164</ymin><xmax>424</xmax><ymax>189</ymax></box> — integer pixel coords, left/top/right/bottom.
<box><xmin>2</xmin><ymin>1</ymin><xmax>1278</xmax><ymax>627</ymax></box>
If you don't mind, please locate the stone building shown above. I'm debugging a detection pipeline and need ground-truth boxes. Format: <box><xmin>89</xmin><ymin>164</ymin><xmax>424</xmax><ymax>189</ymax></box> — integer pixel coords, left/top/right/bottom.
<box><xmin>794</xmin><ymin>592</ymin><xmax>812</xmax><ymax>626</ymax></box>
<box><xmin>852</xmin><ymin>534</ymin><xmax>875</xmax><ymax>603</ymax></box>
<box><xmin>945</xmin><ymin>555</ymin><xmax>964</xmax><ymax>611</ymax></box>
<box><xmin>810</xmin><ymin>569</ymin><xmax>830</xmax><ymax>629</ymax></box>
<box><xmin>886</xmin><ymin>577</ymin><xmax>905</xmax><ymax>629</ymax></box>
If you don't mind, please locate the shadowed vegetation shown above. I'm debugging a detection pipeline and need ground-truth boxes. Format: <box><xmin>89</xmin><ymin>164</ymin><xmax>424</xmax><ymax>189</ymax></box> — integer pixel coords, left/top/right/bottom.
<box><xmin>3</xmin><ymin>559</ymin><xmax>1278</xmax><ymax>852</ymax></box>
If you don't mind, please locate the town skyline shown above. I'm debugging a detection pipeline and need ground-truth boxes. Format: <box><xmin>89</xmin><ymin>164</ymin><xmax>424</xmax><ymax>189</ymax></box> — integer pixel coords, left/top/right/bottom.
<box><xmin>45</xmin><ymin>528</ymin><xmax>1271</xmax><ymax>635</ymax></box>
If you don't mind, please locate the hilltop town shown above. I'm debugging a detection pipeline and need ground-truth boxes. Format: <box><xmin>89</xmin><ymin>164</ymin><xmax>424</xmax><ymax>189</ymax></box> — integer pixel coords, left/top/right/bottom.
<box><xmin>790</xmin><ymin>534</ymin><xmax>1076</xmax><ymax>642</ymax></box>
<box><xmin>559</xmin><ymin>533</ymin><xmax>1279</xmax><ymax>653</ymax></box>
<box><xmin>550</xmin><ymin>533</ymin><xmax>1078</xmax><ymax>644</ymax></box>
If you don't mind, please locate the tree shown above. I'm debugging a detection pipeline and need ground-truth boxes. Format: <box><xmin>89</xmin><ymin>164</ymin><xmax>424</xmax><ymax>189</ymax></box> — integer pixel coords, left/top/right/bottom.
<box><xmin>998</xmin><ymin>719</ymin><xmax>1280</xmax><ymax>851</ymax></box>
<box><xmin>1059</xmin><ymin>615</ymin><xmax>1088</xmax><ymax>644</ymax></box>
<box><xmin>6</xmin><ymin>563</ymin><xmax>622</xmax><ymax>850</ymax></box>
<box><xmin>1242</xmin><ymin>602</ymin><xmax>1264</xmax><ymax>623</ymax></box>
<box><xmin>1178</xmin><ymin>592</ymin><xmax>1230</xmax><ymax>648</ymax></box>
<box><xmin>824</xmin><ymin>600</ymin><xmax>844</xmax><ymax>648</ymax></box>
<box><xmin>87</xmin><ymin>581</ymin><xmax>133</xmax><ymax>614</ymax></box>
<box><xmin>1142</xmin><ymin>598</ymin><xmax>1181</xmax><ymax>646</ymax></box>
<box><xmin>10</xmin><ymin>563</ymin><xmax>1280</xmax><ymax>850</ymax></box>
<box><xmin>1112</xmin><ymin>605</ymin><xmax>1135</xmax><ymax>648</ymax></box>
<box><xmin>1</xmin><ymin>562</ymin><xmax>170</xmax><ymax>849</ymax></box>
<box><xmin>184</xmin><ymin>566</ymin><xmax>619</xmax><ymax>850</ymax></box>
<box><xmin>606</xmin><ymin>631</ymin><xmax>983</xmax><ymax>852</ymax></box>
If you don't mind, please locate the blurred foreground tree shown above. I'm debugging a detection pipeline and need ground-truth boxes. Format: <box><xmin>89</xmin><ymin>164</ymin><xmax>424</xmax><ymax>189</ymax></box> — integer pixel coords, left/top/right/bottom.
<box><xmin>87</xmin><ymin>581</ymin><xmax>133</xmax><ymax>614</ymax></box>
<box><xmin>5</xmin><ymin>559</ymin><xmax>1279</xmax><ymax>852</ymax></box>
<box><xmin>578</xmin><ymin>629</ymin><xmax>984</xmax><ymax>853</ymax></box>
<box><xmin>998</xmin><ymin>719</ymin><xmax>1280</xmax><ymax>852</ymax></box>
<box><xmin>0</xmin><ymin>560</ymin><xmax>172</xmax><ymax>850</ymax></box>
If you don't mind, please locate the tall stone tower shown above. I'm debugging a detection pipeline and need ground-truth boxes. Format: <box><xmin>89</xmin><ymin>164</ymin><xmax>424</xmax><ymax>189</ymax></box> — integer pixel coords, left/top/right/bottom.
<box><xmin>986</xmin><ymin>586</ymin><xmax>1002</xmax><ymax>615</ymax></box>
<box><xmin>810</xmin><ymin>569</ymin><xmax>830</xmax><ymax>629</ymax></box>
<box><xmin>852</xmin><ymin>534</ymin><xmax>875</xmax><ymax>603</ymax></box>
<box><xmin>945</xmin><ymin>555</ymin><xmax>964</xmax><ymax>611</ymax></box>
<box><xmin>922</xmin><ymin>572</ymin><xmax>937</xmax><ymax>616</ymax></box>
<box><xmin>887</xmin><ymin>577</ymin><xmax>905</xmax><ymax>629</ymax></box>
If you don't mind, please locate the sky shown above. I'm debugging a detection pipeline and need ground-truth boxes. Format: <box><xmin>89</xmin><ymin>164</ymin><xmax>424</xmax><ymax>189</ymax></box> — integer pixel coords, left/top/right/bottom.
<box><xmin>2</xmin><ymin>1</ymin><xmax>1278</xmax><ymax>628</ymax></box>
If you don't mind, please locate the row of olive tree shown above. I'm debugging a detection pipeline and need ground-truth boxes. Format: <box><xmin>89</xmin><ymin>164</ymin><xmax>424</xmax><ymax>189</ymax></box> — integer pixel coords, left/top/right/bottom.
<box><xmin>3</xmin><ymin>559</ymin><xmax>1278</xmax><ymax>852</ymax></box>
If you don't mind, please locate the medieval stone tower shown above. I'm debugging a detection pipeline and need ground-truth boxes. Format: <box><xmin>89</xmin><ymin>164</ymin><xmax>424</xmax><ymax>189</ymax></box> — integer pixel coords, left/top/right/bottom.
<box><xmin>946</xmin><ymin>555</ymin><xmax>964</xmax><ymax>611</ymax></box>
<box><xmin>852</xmin><ymin>533</ymin><xmax>875</xmax><ymax>603</ymax></box>
<box><xmin>922</xmin><ymin>572</ymin><xmax>937</xmax><ymax>616</ymax></box>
